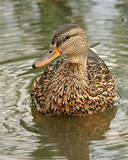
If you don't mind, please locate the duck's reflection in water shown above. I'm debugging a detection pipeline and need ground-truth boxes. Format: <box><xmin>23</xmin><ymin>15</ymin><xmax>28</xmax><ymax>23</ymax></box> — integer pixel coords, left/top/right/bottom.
<box><xmin>31</xmin><ymin>106</ymin><xmax>117</xmax><ymax>160</ymax></box>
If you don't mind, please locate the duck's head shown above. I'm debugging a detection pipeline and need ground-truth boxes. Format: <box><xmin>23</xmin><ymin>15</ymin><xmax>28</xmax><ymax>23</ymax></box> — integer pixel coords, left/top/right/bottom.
<box><xmin>32</xmin><ymin>24</ymin><xmax>88</xmax><ymax>68</ymax></box>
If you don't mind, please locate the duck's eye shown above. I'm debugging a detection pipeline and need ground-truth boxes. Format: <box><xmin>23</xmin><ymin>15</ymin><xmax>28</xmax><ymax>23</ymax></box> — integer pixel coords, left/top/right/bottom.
<box><xmin>64</xmin><ymin>34</ymin><xmax>71</xmax><ymax>41</ymax></box>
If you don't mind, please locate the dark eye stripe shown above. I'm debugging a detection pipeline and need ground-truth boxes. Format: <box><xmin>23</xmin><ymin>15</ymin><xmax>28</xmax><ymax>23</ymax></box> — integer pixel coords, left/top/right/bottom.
<box><xmin>56</xmin><ymin>40</ymin><xmax>62</xmax><ymax>47</ymax></box>
<box><xmin>71</xmin><ymin>33</ymin><xmax>78</xmax><ymax>37</ymax></box>
<box><xmin>52</xmin><ymin>24</ymin><xmax>80</xmax><ymax>45</ymax></box>
<box><xmin>56</xmin><ymin>33</ymin><xmax>79</xmax><ymax>47</ymax></box>
<box><xmin>64</xmin><ymin>34</ymin><xmax>71</xmax><ymax>40</ymax></box>
<box><xmin>56</xmin><ymin>35</ymin><xmax>70</xmax><ymax>47</ymax></box>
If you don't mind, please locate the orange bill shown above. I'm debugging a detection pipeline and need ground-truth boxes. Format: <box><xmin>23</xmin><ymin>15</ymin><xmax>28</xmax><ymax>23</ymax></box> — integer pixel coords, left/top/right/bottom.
<box><xmin>32</xmin><ymin>45</ymin><xmax>61</xmax><ymax>68</ymax></box>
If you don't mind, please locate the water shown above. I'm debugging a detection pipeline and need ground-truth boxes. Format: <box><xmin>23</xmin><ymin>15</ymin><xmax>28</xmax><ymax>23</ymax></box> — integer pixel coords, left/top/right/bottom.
<box><xmin>0</xmin><ymin>0</ymin><xmax>128</xmax><ymax>159</ymax></box>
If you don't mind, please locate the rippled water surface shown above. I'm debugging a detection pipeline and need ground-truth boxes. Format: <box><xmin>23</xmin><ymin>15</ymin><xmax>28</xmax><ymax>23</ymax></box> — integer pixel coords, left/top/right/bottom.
<box><xmin>0</xmin><ymin>0</ymin><xmax>128</xmax><ymax>159</ymax></box>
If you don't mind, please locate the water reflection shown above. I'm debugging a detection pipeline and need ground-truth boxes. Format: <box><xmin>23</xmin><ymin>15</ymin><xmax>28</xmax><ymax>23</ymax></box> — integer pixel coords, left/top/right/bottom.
<box><xmin>31</xmin><ymin>106</ymin><xmax>117</xmax><ymax>160</ymax></box>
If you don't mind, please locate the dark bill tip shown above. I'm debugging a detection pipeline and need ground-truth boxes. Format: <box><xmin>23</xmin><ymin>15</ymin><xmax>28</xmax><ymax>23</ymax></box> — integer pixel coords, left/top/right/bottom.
<box><xmin>32</xmin><ymin>63</ymin><xmax>36</xmax><ymax>69</ymax></box>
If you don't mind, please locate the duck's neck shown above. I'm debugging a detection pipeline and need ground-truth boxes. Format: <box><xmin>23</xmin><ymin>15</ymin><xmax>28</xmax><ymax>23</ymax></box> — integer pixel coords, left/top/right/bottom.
<box><xmin>68</xmin><ymin>54</ymin><xmax>88</xmax><ymax>76</ymax></box>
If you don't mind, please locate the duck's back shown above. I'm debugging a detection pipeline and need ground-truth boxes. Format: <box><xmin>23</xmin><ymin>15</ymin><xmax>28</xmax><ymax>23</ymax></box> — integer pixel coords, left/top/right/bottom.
<box><xmin>31</xmin><ymin>49</ymin><xmax>117</xmax><ymax>116</ymax></box>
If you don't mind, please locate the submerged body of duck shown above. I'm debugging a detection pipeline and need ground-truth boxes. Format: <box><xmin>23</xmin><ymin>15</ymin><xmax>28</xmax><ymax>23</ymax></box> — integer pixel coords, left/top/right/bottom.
<box><xmin>31</xmin><ymin>24</ymin><xmax>117</xmax><ymax>116</ymax></box>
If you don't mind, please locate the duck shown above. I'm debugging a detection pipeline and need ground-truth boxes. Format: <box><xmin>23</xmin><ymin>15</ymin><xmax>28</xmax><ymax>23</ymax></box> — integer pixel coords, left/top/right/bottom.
<box><xmin>31</xmin><ymin>24</ymin><xmax>117</xmax><ymax>116</ymax></box>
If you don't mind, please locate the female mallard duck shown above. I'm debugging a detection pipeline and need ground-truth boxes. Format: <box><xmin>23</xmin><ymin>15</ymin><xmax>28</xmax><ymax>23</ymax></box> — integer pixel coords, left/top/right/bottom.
<box><xmin>31</xmin><ymin>24</ymin><xmax>117</xmax><ymax>116</ymax></box>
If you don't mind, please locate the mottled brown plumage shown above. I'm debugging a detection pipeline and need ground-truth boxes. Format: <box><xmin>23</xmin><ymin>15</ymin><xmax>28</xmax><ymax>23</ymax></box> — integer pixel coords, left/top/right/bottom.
<box><xmin>31</xmin><ymin>24</ymin><xmax>117</xmax><ymax>116</ymax></box>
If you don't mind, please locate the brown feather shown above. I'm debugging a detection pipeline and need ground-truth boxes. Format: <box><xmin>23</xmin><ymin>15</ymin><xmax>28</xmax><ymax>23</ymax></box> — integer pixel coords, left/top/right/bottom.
<box><xmin>31</xmin><ymin>49</ymin><xmax>117</xmax><ymax>116</ymax></box>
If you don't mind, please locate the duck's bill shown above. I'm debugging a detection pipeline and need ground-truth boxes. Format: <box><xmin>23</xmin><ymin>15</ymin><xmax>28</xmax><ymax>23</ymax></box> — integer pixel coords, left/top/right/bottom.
<box><xmin>32</xmin><ymin>45</ymin><xmax>61</xmax><ymax>68</ymax></box>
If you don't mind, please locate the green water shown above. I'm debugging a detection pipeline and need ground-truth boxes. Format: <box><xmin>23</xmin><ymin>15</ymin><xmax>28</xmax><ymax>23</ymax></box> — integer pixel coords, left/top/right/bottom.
<box><xmin>0</xmin><ymin>0</ymin><xmax>128</xmax><ymax>159</ymax></box>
